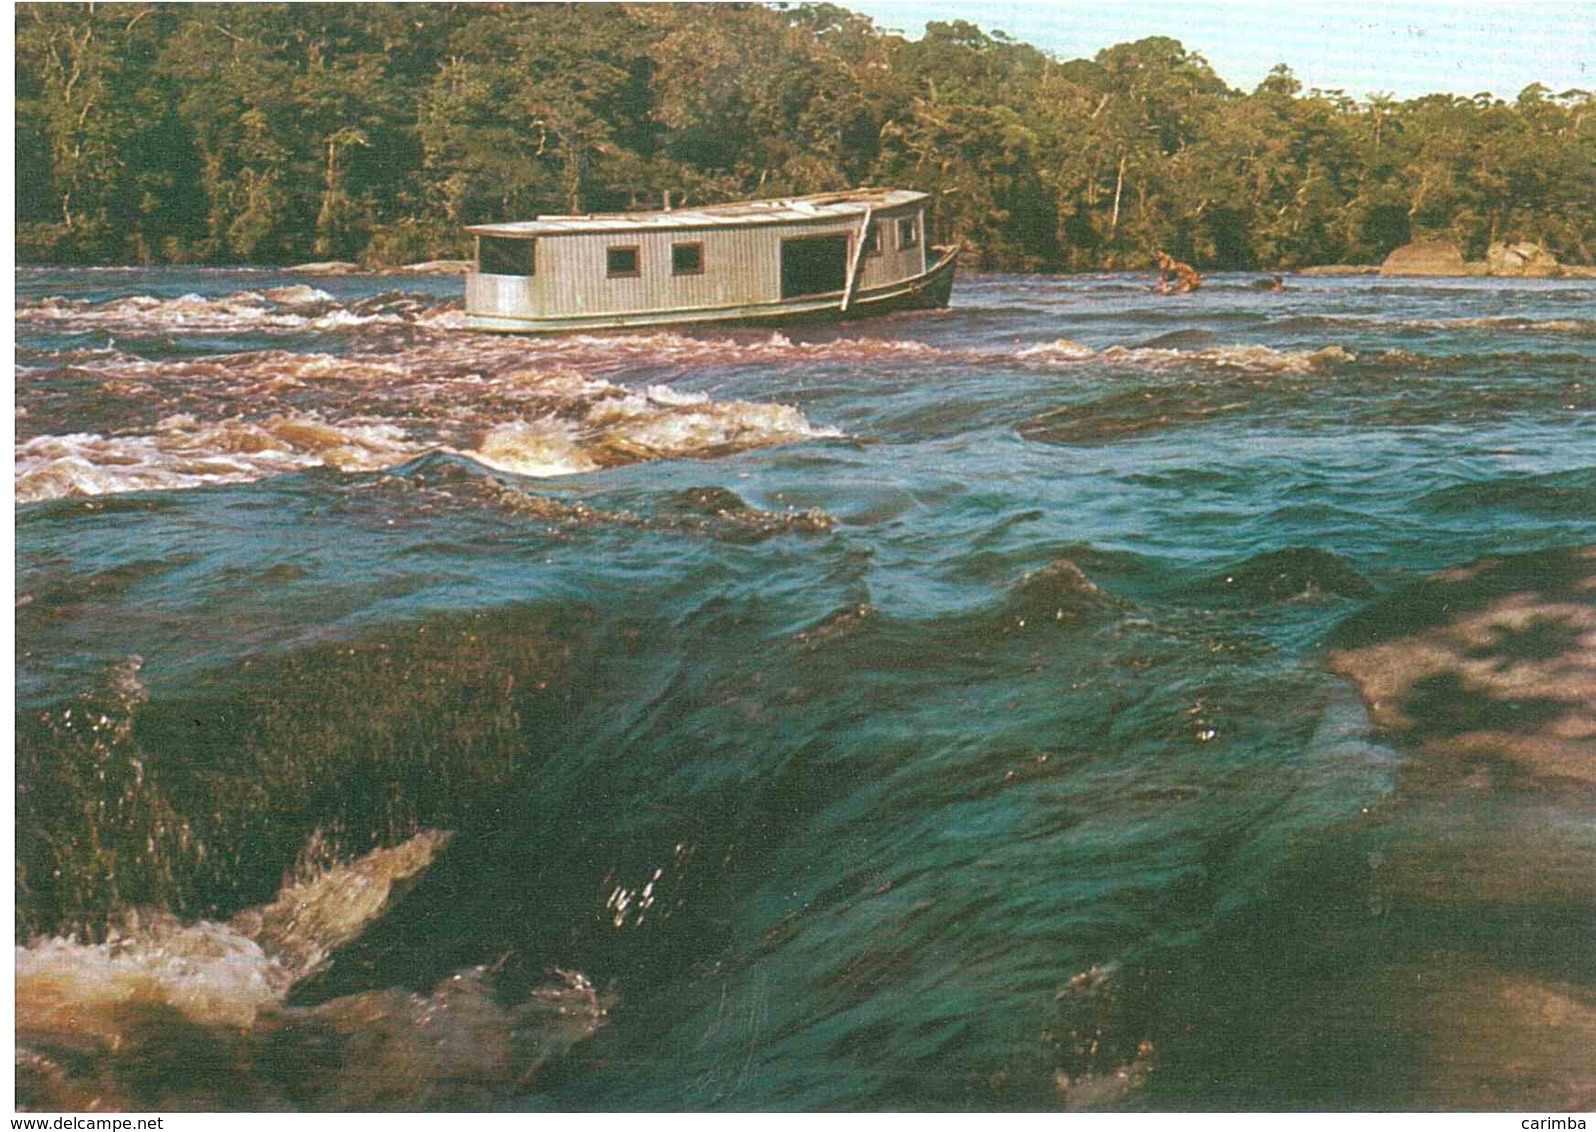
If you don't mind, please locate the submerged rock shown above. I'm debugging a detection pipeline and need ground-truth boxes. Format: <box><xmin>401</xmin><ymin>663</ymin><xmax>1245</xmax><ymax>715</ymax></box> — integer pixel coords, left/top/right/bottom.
<box><xmin>1325</xmin><ymin>546</ymin><xmax>1595</xmax><ymax>783</ymax></box>
<box><xmin>1321</xmin><ymin>546</ymin><xmax>1596</xmax><ymax>1111</ymax></box>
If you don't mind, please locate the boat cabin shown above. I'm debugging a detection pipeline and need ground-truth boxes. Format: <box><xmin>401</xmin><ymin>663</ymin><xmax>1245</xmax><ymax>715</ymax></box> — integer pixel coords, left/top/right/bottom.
<box><xmin>464</xmin><ymin>189</ymin><xmax>954</xmax><ymax>334</ymax></box>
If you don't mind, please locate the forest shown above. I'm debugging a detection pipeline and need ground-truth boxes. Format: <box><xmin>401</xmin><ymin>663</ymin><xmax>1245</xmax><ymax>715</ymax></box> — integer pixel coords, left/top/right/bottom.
<box><xmin>15</xmin><ymin>2</ymin><xmax>1596</xmax><ymax>270</ymax></box>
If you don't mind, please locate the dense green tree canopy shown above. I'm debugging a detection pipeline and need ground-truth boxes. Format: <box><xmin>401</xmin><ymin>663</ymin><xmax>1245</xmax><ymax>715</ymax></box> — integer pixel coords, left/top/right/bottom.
<box><xmin>15</xmin><ymin>2</ymin><xmax>1595</xmax><ymax>268</ymax></box>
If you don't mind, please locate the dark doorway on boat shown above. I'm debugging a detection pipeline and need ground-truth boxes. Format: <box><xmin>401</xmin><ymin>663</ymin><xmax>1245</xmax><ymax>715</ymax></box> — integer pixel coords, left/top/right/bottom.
<box><xmin>781</xmin><ymin>234</ymin><xmax>850</xmax><ymax>299</ymax></box>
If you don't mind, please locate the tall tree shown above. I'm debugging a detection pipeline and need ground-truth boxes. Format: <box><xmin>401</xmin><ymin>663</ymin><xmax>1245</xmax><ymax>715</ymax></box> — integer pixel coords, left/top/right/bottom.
<box><xmin>13</xmin><ymin>3</ymin><xmax>1595</xmax><ymax>269</ymax></box>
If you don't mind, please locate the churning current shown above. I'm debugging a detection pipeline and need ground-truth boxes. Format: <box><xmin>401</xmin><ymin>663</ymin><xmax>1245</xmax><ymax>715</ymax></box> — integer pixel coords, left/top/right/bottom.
<box><xmin>14</xmin><ymin>267</ymin><xmax>1596</xmax><ymax>1111</ymax></box>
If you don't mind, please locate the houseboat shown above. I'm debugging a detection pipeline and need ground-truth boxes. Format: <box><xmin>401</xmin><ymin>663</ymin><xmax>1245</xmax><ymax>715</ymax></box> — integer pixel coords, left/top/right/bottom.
<box><xmin>464</xmin><ymin>188</ymin><xmax>956</xmax><ymax>334</ymax></box>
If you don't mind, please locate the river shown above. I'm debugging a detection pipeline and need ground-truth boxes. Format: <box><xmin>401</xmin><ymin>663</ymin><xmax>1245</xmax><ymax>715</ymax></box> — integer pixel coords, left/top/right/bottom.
<box><xmin>14</xmin><ymin>266</ymin><xmax>1595</xmax><ymax>1110</ymax></box>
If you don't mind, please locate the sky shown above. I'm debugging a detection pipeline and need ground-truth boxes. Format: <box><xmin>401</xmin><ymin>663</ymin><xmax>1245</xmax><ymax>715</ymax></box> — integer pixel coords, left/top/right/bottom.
<box><xmin>839</xmin><ymin>0</ymin><xmax>1596</xmax><ymax>101</ymax></box>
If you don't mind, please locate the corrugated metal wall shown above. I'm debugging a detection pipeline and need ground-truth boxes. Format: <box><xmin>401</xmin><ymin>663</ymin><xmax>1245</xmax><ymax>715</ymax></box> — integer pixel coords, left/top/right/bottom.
<box><xmin>470</xmin><ymin>206</ymin><xmax>925</xmax><ymax>318</ymax></box>
<box><xmin>858</xmin><ymin>207</ymin><xmax>927</xmax><ymax>296</ymax></box>
<box><xmin>465</xmin><ymin>272</ymin><xmax>535</xmax><ymax>316</ymax></box>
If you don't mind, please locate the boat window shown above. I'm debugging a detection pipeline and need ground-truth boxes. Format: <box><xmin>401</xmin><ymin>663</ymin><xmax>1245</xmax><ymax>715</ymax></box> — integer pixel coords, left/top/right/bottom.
<box><xmin>479</xmin><ymin>236</ymin><xmax>535</xmax><ymax>276</ymax></box>
<box><xmin>862</xmin><ymin>221</ymin><xmax>882</xmax><ymax>256</ymax></box>
<box><xmin>607</xmin><ymin>246</ymin><xmax>640</xmax><ymax>278</ymax></box>
<box><xmin>896</xmin><ymin>216</ymin><xmax>919</xmax><ymax>250</ymax></box>
<box><xmin>672</xmin><ymin>242</ymin><xmax>704</xmax><ymax>275</ymax></box>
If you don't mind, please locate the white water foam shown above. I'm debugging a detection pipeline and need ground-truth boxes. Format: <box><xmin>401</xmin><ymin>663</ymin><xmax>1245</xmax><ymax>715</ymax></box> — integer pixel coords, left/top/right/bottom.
<box><xmin>16</xmin><ymin>417</ymin><xmax>420</xmax><ymax>503</ymax></box>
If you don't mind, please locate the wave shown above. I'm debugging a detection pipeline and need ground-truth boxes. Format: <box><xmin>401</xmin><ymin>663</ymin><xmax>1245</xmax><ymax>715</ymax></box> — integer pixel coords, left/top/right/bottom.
<box><xmin>15</xmin><ymin>600</ymin><xmax>599</xmax><ymax>939</ymax></box>
<box><xmin>1271</xmin><ymin>313</ymin><xmax>1596</xmax><ymax>337</ymax></box>
<box><xmin>1017</xmin><ymin>339</ymin><xmax>1356</xmax><ymax>374</ymax></box>
<box><xmin>29</xmin><ymin>315</ymin><xmax>1568</xmax><ymax>497</ymax></box>
<box><xmin>1185</xmin><ymin>547</ymin><xmax>1374</xmax><ymax>605</ymax></box>
<box><xmin>1016</xmin><ymin>341</ymin><xmax>1589</xmax><ymax>444</ymax></box>
<box><xmin>14</xmin><ymin>395</ymin><xmax>840</xmax><ymax>504</ymax></box>
<box><xmin>1132</xmin><ymin>328</ymin><xmax>1218</xmax><ymax>349</ymax></box>
<box><xmin>44</xmin><ymin>283</ymin><xmax>1544</xmax><ymax>384</ymax></box>
<box><xmin>16</xmin><ymin>831</ymin><xmax>608</xmax><ymax>1111</ymax></box>
<box><xmin>1411</xmin><ymin>316</ymin><xmax>1596</xmax><ymax>336</ymax></box>
<box><xmin>1415</xmin><ymin>470</ymin><xmax>1596</xmax><ymax>517</ymax></box>
<box><xmin>471</xmin><ymin>385</ymin><xmax>841</xmax><ymax>477</ymax></box>
<box><xmin>1001</xmin><ymin>557</ymin><xmax>1134</xmax><ymax>625</ymax></box>
<box><xmin>15</xmin><ymin>337</ymin><xmax>842</xmax><ymax>501</ymax></box>
<box><xmin>1366</xmin><ymin>347</ymin><xmax>1592</xmax><ymax>371</ymax></box>
<box><xmin>16</xmin><ymin>281</ymin><xmax>1585</xmax><ymax>503</ymax></box>
<box><xmin>16</xmin><ymin>287</ymin><xmax>951</xmax><ymax>359</ymax></box>
<box><xmin>17</xmin><ymin>286</ymin><xmax>463</xmax><ymax>334</ymax></box>
<box><xmin>20</xmin><ymin>284</ymin><xmax>1596</xmax><ymax>371</ymax></box>
<box><xmin>345</xmin><ymin>458</ymin><xmax>835</xmax><ymax>543</ymax></box>
<box><xmin>15</xmin><ymin>416</ymin><xmax>420</xmax><ymax>503</ymax></box>
<box><xmin>21</xmin><ymin>284</ymin><xmax>1376</xmax><ymax>373</ymax></box>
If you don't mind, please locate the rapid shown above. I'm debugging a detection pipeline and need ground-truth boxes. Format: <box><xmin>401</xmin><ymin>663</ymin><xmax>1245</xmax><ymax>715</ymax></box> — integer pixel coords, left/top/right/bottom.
<box><xmin>14</xmin><ymin>266</ymin><xmax>1596</xmax><ymax>1110</ymax></box>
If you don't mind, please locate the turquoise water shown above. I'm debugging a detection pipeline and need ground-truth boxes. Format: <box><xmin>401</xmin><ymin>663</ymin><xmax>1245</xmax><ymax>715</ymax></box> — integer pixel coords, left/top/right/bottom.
<box><xmin>14</xmin><ymin>268</ymin><xmax>1596</xmax><ymax>1109</ymax></box>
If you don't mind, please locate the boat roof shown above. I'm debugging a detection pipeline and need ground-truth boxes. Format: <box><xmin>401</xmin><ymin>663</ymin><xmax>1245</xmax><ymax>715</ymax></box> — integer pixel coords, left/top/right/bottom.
<box><xmin>466</xmin><ymin>189</ymin><xmax>928</xmax><ymax>238</ymax></box>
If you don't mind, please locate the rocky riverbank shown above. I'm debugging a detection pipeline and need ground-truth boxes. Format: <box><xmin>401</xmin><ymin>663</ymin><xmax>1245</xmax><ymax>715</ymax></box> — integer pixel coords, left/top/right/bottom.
<box><xmin>1299</xmin><ymin>240</ymin><xmax>1596</xmax><ymax>279</ymax></box>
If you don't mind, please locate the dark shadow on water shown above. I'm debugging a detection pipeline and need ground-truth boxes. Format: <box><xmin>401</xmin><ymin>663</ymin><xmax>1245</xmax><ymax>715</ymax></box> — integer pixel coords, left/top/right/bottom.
<box><xmin>1325</xmin><ymin>548</ymin><xmax>1591</xmax><ymax>650</ymax></box>
<box><xmin>1402</xmin><ymin>670</ymin><xmax>1571</xmax><ymax>738</ymax></box>
<box><xmin>1462</xmin><ymin>613</ymin><xmax>1585</xmax><ymax>669</ymax></box>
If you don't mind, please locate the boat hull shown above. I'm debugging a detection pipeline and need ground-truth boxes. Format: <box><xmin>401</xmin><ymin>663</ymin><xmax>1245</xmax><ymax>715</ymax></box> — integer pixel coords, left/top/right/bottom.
<box><xmin>464</xmin><ymin>247</ymin><xmax>958</xmax><ymax>335</ymax></box>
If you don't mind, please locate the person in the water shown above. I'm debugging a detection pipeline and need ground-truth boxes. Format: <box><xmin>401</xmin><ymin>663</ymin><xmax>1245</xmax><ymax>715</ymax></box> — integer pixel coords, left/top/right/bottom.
<box><xmin>1154</xmin><ymin>250</ymin><xmax>1201</xmax><ymax>294</ymax></box>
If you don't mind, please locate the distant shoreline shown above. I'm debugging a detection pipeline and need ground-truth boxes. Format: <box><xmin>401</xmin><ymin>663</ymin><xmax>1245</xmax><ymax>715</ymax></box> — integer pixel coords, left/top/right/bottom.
<box><xmin>17</xmin><ymin>259</ymin><xmax>1595</xmax><ymax>280</ymax></box>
